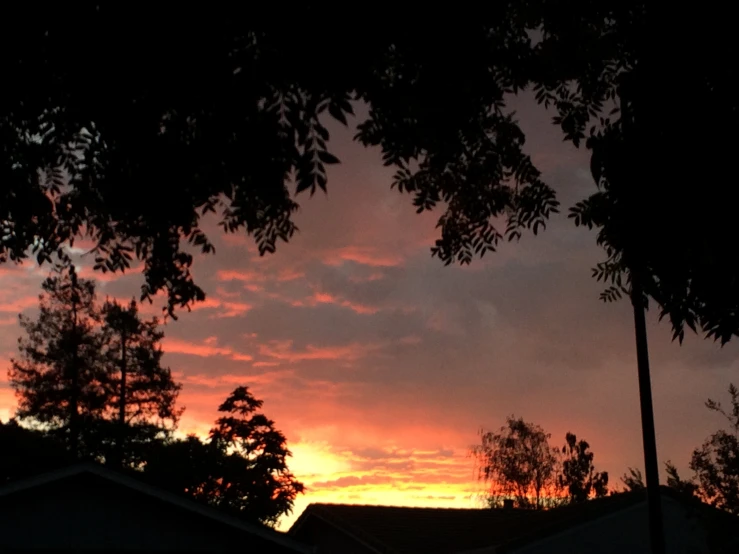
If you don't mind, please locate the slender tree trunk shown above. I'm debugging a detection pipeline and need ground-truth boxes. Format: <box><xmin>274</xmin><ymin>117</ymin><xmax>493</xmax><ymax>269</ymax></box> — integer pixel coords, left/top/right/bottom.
<box><xmin>630</xmin><ymin>270</ymin><xmax>665</xmax><ymax>554</ymax></box>
<box><xmin>618</xmin><ymin>86</ymin><xmax>665</xmax><ymax>554</ymax></box>
<box><xmin>69</xmin><ymin>359</ymin><xmax>79</xmax><ymax>458</ymax></box>
<box><xmin>117</xmin><ymin>330</ymin><xmax>127</xmax><ymax>467</ymax></box>
<box><xmin>69</xmin><ymin>297</ymin><xmax>80</xmax><ymax>459</ymax></box>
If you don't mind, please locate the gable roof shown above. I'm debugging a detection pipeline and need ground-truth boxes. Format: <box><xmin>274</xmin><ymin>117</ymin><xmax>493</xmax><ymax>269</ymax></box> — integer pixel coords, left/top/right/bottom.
<box><xmin>0</xmin><ymin>462</ymin><xmax>313</xmax><ymax>554</ymax></box>
<box><xmin>289</xmin><ymin>488</ymin><xmax>739</xmax><ymax>554</ymax></box>
<box><xmin>289</xmin><ymin>503</ymin><xmax>553</xmax><ymax>554</ymax></box>
<box><xmin>493</xmin><ymin>487</ymin><xmax>739</xmax><ymax>553</ymax></box>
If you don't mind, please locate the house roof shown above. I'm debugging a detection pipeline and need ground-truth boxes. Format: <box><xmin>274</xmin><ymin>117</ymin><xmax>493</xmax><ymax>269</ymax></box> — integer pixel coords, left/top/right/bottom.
<box><xmin>289</xmin><ymin>488</ymin><xmax>739</xmax><ymax>554</ymax></box>
<box><xmin>0</xmin><ymin>462</ymin><xmax>313</xmax><ymax>554</ymax></box>
<box><xmin>289</xmin><ymin>502</ymin><xmax>553</xmax><ymax>554</ymax></box>
<box><xmin>493</xmin><ymin>487</ymin><xmax>739</xmax><ymax>553</ymax></box>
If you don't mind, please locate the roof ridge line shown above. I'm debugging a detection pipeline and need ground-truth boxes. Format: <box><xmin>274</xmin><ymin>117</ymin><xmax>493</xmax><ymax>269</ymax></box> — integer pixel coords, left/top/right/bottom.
<box><xmin>305</xmin><ymin>504</ymin><xmax>402</xmax><ymax>554</ymax></box>
<box><xmin>0</xmin><ymin>462</ymin><xmax>313</xmax><ymax>553</ymax></box>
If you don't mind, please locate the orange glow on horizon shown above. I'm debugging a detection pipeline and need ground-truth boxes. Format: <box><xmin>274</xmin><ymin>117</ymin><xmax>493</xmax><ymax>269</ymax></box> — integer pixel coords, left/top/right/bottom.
<box><xmin>174</xmin><ymin>413</ymin><xmax>480</xmax><ymax>530</ymax></box>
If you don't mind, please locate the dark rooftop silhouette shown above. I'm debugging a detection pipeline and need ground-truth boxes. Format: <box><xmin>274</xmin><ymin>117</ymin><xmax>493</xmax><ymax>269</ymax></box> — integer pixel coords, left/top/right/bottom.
<box><xmin>290</xmin><ymin>488</ymin><xmax>739</xmax><ymax>553</ymax></box>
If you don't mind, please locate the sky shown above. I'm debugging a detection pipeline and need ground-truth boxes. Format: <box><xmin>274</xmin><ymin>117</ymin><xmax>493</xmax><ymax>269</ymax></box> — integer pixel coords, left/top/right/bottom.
<box><xmin>1</xmin><ymin>94</ymin><xmax>737</xmax><ymax>529</ymax></box>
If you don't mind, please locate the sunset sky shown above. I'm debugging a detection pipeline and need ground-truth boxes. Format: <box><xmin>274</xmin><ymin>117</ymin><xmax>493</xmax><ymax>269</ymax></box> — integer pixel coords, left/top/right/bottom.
<box><xmin>1</xmin><ymin>94</ymin><xmax>737</xmax><ymax>529</ymax></box>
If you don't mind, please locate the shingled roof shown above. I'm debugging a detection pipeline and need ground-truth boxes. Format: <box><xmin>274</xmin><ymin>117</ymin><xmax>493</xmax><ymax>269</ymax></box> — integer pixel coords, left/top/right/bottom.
<box><xmin>289</xmin><ymin>488</ymin><xmax>739</xmax><ymax>554</ymax></box>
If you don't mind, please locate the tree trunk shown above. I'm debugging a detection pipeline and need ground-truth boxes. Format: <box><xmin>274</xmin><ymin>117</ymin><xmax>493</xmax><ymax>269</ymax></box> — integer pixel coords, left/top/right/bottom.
<box><xmin>630</xmin><ymin>271</ymin><xmax>665</xmax><ymax>554</ymax></box>
<box><xmin>619</xmin><ymin>85</ymin><xmax>665</xmax><ymax>554</ymax></box>
<box><xmin>69</xmin><ymin>359</ymin><xmax>79</xmax><ymax>458</ymax></box>
<box><xmin>69</xmin><ymin>295</ymin><xmax>80</xmax><ymax>459</ymax></box>
<box><xmin>117</xmin><ymin>330</ymin><xmax>127</xmax><ymax>467</ymax></box>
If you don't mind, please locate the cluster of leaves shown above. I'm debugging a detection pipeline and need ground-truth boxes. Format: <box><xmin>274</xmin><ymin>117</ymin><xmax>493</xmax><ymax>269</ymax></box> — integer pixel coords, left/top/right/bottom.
<box><xmin>3</xmin><ymin>5</ymin><xmax>739</xmax><ymax>346</ymax></box>
<box><xmin>1</xmin><ymin>7</ymin><xmax>562</xmax><ymax>314</ymax></box>
<box><xmin>0</xmin><ymin>7</ymin><xmax>349</xmax><ymax>316</ymax></box>
<box><xmin>473</xmin><ymin>416</ymin><xmax>608</xmax><ymax>509</ymax></box>
<box><xmin>354</xmin><ymin>17</ymin><xmax>560</xmax><ymax>264</ymax></box>
<box><xmin>552</xmin><ymin>5</ymin><xmax>739</xmax><ymax>345</ymax></box>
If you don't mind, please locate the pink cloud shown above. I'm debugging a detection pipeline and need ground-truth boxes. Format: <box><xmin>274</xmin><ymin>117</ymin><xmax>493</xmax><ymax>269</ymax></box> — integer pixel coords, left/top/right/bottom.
<box><xmin>0</xmin><ymin>266</ymin><xmax>29</xmax><ymax>279</ymax></box>
<box><xmin>215</xmin><ymin>267</ymin><xmax>303</xmax><ymax>296</ymax></box>
<box><xmin>289</xmin><ymin>291</ymin><xmax>380</xmax><ymax>315</ymax></box>
<box><xmin>177</xmin><ymin>370</ymin><xmax>294</xmax><ymax>389</ymax></box>
<box><xmin>251</xmin><ymin>335</ymin><xmax>413</xmax><ymax>368</ymax></box>
<box><xmin>216</xmin><ymin>302</ymin><xmax>253</xmax><ymax>318</ymax></box>
<box><xmin>257</xmin><ymin>339</ymin><xmax>380</xmax><ymax>363</ymax></box>
<box><xmin>189</xmin><ymin>296</ymin><xmax>252</xmax><ymax>319</ymax></box>
<box><xmin>216</xmin><ymin>269</ymin><xmax>266</xmax><ymax>283</ymax></box>
<box><xmin>314</xmin><ymin>292</ymin><xmax>337</xmax><ymax>304</ymax></box>
<box><xmin>277</xmin><ymin>268</ymin><xmax>305</xmax><ymax>282</ymax></box>
<box><xmin>311</xmin><ymin>474</ymin><xmax>395</xmax><ymax>489</ymax></box>
<box><xmin>189</xmin><ymin>297</ymin><xmax>223</xmax><ymax>311</ymax></box>
<box><xmin>348</xmin><ymin>271</ymin><xmax>386</xmax><ymax>283</ymax></box>
<box><xmin>322</xmin><ymin>246</ymin><xmax>404</xmax><ymax>268</ymax></box>
<box><xmin>345</xmin><ymin>302</ymin><xmax>380</xmax><ymax>315</ymax></box>
<box><xmin>163</xmin><ymin>338</ymin><xmax>233</xmax><ymax>357</ymax></box>
<box><xmin>0</xmin><ymin>296</ymin><xmax>39</xmax><ymax>314</ymax></box>
<box><xmin>214</xmin><ymin>286</ymin><xmax>241</xmax><ymax>299</ymax></box>
<box><xmin>163</xmin><ymin>338</ymin><xmax>253</xmax><ymax>362</ymax></box>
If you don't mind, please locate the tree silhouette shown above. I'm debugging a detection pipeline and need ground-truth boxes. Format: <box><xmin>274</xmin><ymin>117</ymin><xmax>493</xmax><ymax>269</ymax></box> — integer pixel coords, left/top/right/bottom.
<box><xmin>144</xmin><ymin>387</ymin><xmax>304</xmax><ymax>526</ymax></box>
<box><xmin>474</xmin><ymin>419</ymin><xmax>611</xmax><ymax>509</ymax></box>
<box><xmin>620</xmin><ymin>463</ymin><xmax>700</xmax><ymax>498</ymax></box>
<box><xmin>0</xmin><ymin>9</ymin><xmax>555</xmax><ymax>316</ymax></box>
<box><xmin>474</xmin><ymin>416</ymin><xmax>560</xmax><ymax>510</ymax></box>
<box><xmin>99</xmin><ymin>299</ymin><xmax>183</xmax><ymax>467</ymax></box>
<box><xmin>0</xmin><ymin>419</ymin><xmax>72</xmax><ymax>483</ymax></box>
<box><xmin>536</xmin><ymin>9</ymin><xmax>738</xmax><ymax>552</ymax></box>
<box><xmin>209</xmin><ymin>386</ymin><xmax>304</xmax><ymax>526</ymax></box>
<box><xmin>558</xmin><ymin>432</ymin><xmax>609</xmax><ymax>503</ymax></box>
<box><xmin>8</xmin><ymin>269</ymin><xmax>183</xmax><ymax>465</ymax></box>
<box><xmin>621</xmin><ymin>467</ymin><xmax>645</xmax><ymax>492</ymax></box>
<box><xmin>9</xmin><ymin>265</ymin><xmax>106</xmax><ymax>458</ymax></box>
<box><xmin>143</xmin><ymin>435</ymin><xmax>223</xmax><ymax>505</ymax></box>
<box><xmin>664</xmin><ymin>461</ymin><xmax>698</xmax><ymax>499</ymax></box>
<box><xmin>690</xmin><ymin>384</ymin><xmax>739</xmax><ymax>514</ymax></box>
